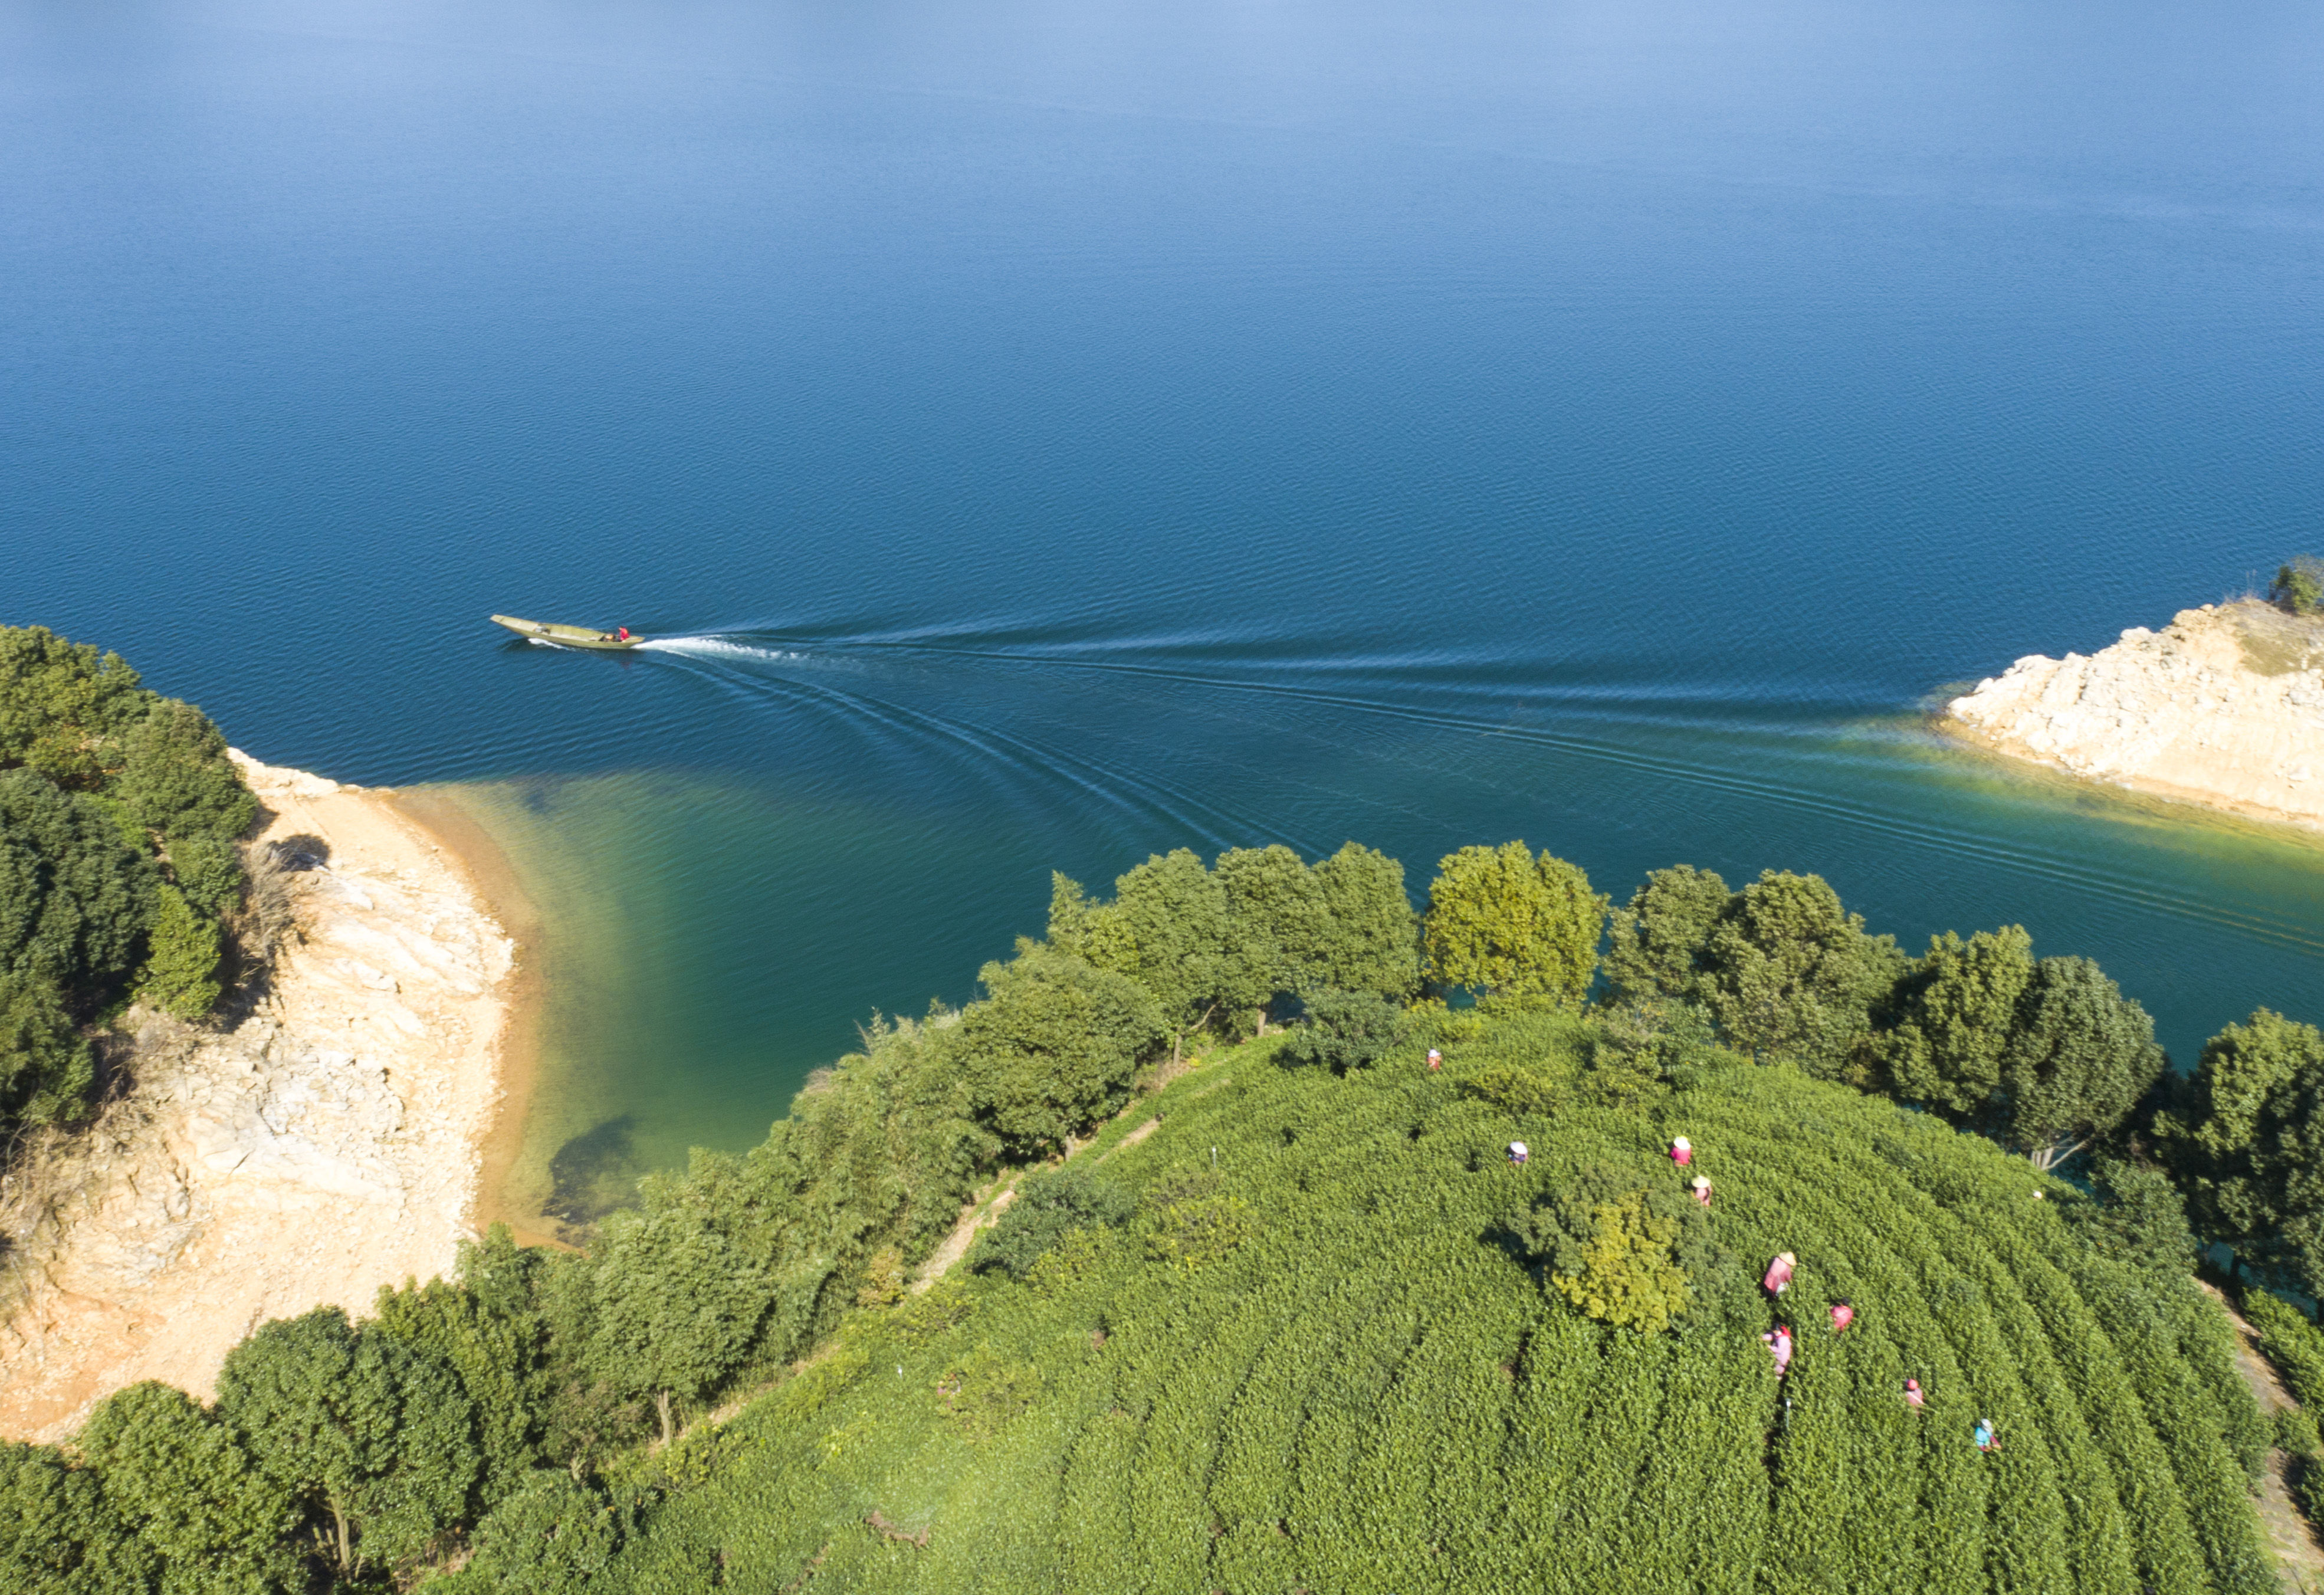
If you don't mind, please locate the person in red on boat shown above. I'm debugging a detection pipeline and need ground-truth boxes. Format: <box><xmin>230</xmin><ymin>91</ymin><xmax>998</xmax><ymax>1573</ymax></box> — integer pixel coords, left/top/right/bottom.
<box><xmin>618</xmin><ymin>626</ymin><xmax>632</xmax><ymax>641</ymax></box>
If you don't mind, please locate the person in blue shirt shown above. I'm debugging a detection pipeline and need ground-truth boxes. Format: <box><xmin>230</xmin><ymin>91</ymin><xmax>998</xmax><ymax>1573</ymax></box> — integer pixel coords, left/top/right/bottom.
<box><xmin>1974</xmin><ymin>1418</ymin><xmax>2000</xmax><ymax>1452</ymax></box>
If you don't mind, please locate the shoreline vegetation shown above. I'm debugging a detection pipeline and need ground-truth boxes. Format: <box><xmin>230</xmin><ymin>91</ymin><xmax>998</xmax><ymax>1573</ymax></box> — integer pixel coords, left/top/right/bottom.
<box><xmin>1945</xmin><ymin>598</ymin><xmax>2324</xmax><ymax>833</ymax></box>
<box><xmin>9</xmin><ymin>622</ymin><xmax>2324</xmax><ymax>1591</ymax></box>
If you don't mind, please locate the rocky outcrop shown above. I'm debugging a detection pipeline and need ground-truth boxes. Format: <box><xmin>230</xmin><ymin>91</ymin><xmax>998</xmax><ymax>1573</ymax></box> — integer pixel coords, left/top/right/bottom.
<box><xmin>0</xmin><ymin>754</ymin><xmax>515</xmax><ymax>1442</ymax></box>
<box><xmin>1946</xmin><ymin>600</ymin><xmax>2324</xmax><ymax>831</ymax></box>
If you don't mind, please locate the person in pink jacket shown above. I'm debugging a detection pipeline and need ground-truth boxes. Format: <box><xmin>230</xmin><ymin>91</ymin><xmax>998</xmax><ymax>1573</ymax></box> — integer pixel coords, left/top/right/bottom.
<box><xmin>1670</xmin><ymin>1135</ymin><xmax>1693</xmax><ymax>1167</ymax></box>
<box><xmin>1691</xmin><ymin>1175</ymin><xmax>1713</xmax><ymax>1207</ymax></box>
<box><xmin>1830</xmin><ymin>1300</ymin><xmax>1854</xmax><ymax>1334</ymax></box>
<box><xmin>1763</xmin><ymin>1252</ymin><xmax>1796</xmax><ymax>1295</ymax></box>
<box><xmin>1762</xmin><ymin>1324</ymin><xmax>1794</xmax><ymax>1377</ymax></box>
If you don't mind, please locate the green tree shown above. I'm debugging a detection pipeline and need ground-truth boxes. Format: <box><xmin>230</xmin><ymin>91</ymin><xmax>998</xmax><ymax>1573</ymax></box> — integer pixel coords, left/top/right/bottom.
<box><xmin>134</xmin><ymin>886</ymin><xmax>220</xmax><ymax>1021</ymax></box>
<box><xmin>1309</xmin><ymin>841</ymin><xmax>1419</xmax><ymax>1000</ymax></box>
<box><xmin>0</xmin><ymin>1438</ymin><xmax>156</xmax><ymax>1595</ymax></box>
<box><xmin>1053</xmin><ymin>849</ymin><xmax>1230</xmax><ymax>1061</ymax></box>
<box><xmin>213</xmin><ymin>1306</ymin><xmax>480</xmax><ymax>1579</ymax></box>
<box><xmin>1214</xmin><ymin>844</ymin><xmax>1332</xmax><ymax>1025</ymax></box>
<box><xmin>1876</xmin><ymin>927</ymin><xmax>2035</xmax><ymax>1114</ymax></box>
<box><xmin>1999</xmin><ymin>956</ymin><xmax>2165</xmax><ymax>1169</ymax></box>
<box><xmin>112</xmin><ymin>698</ymin><xmax>255</xmax><ymax>847</ymax></box>
<box><xmin>1280</xmin><ymin>987</ymin><xmax>1409</xmax><ymax>1074</ymax></box>
<box><xmin>958</xmin><ymin>940</ymin><xmax>1167</xmax><ymax>1155</ymax></box>
<box><xmin>2156</xmin><ymin>1010</ymin><xmax>2324</xmax><ymax>1293</ymax></box>
<box><xmin>587</xmin><ymin>1174</ymin><xmax>774</xmax><ymax>1446</ymax></box>
<box><xmin>0</xmin><ymin>769</ymin><xmax>157</xmax><ymax>1003</ymax></box>
<box><xmin>372</xmin><ymin>1236</ymin><xmax>549</xmax><ymax>1514</ymax></box>
<box><xmin>2270</xmin><ymin>557</ymin><xmax>2324</xmax><ymax>616</ymax></box>
<box><xmin>1422</xmin><ymin>841</ymin><xmax>1608</xmax><ymax>1006</ymax></box>
<box><xmin>1601</xmin><ymin>864</ymin><xmax>1732</xmax><ymax>1005</ymax></box>
<box><xmin>76</xmin><ymin>1382</ymin><xmax>298</xmax><ymax>1595</ymax></box>
<box><xmin>0</xmin><ymin>972</ymin><xmax>92</xmax><ymax>1128</ymax></box>
<box><xmin>1697</xmin><ymin>870</ymin><xmax>1903</xmax><ymax>1079</ymax></box>
<box><xmin>0</xmin><ymin>626</ymin><xmax>149</xmax><ymax>792</ymax></box>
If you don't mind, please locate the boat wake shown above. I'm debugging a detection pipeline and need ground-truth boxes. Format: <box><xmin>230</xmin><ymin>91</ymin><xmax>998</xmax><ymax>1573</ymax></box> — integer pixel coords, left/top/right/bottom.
<box><xmin>636</xmin><ymin>636</ymin><xmax>808</xmax><ymax>664</ymax></box>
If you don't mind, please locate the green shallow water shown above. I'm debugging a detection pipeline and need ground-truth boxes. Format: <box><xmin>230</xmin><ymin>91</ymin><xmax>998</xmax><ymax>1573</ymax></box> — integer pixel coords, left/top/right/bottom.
<box><xmin>436</xmin><ymin>695</ymin><xmax>2324</xmax><ymax>1233</ymax></box>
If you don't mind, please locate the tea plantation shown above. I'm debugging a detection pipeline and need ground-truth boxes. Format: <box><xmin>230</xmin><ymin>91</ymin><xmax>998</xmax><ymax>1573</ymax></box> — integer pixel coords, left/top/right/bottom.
<box><xmin>598</xmin><ymin>1013</ymin><xmax>2275</xmax><ymax>1594</ymax></box>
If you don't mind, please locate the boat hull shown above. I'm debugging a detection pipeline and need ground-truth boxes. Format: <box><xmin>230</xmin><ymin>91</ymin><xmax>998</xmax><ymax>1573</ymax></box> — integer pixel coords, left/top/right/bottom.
<box><xmin>490</xmin><ymin>614</ymin><xmax>642</xmax><ymax>650</ymax></box>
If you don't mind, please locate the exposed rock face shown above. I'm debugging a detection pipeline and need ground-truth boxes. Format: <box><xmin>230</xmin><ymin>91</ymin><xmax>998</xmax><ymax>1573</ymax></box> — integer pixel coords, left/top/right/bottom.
<box><xmin>0</xmin><ymin>754</ymin><xmax>514</xmax><ymax>1442</ymax></box>
<box><xmin>1947</xmin><ymin>600</ymin><xmax>2324</xmax><ymax>830</ymax></box>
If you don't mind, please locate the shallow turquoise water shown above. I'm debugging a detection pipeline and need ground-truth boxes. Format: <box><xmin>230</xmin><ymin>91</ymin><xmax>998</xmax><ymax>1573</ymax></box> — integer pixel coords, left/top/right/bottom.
<box><xmin>6</xmin><ymin>0</ymin><xmax>2321</xmax><ymax>1217</ymax></box>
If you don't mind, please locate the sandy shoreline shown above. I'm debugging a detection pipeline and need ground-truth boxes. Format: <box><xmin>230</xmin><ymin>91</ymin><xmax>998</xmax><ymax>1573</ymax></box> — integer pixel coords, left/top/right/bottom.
<box><xmin>390</xmin><ymin>786</ymin><xmax>563</xmax><ymax>1252</ymax></box>
<box><xmin>0</xmin><ymin>756</ymin><xmax>543</xmax><ymax>1441</ymax></box>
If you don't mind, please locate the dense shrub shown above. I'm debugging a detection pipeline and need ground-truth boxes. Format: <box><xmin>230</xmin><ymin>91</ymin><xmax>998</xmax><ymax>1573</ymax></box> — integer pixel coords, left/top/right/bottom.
<box><xmin>2270</xmin><ymin>556</ymin><xmax>2324</xmax><ymax>616</ymax></box>
<box><xmin>2066</xmin><ymin>1157</ymin><xmax>2200</xmax><ymax>1278</ymax></box>
<box><xmin>970</xmin><ymin>1165</ymin><xmax>1136</xmax><ymax>1279</ymax></box>
<box><xmin>134</xmin><ymin>886</ymin><xmax>221</xmax><ymax>1020</ymax></box>
<box><xmin>1279</xmin><ymin>986</ymin><xmax>1409</xmax><ymax>1074</ymax></box>
<box><xmin>430</xmin><ymin>1472</ymin><xmax>648</xmax><ymax>1595</ymax></box>
<box><xmin>0</xmin><ymin>1437</ymin><xmax>157</xmax><ymax>1595</ymax></box>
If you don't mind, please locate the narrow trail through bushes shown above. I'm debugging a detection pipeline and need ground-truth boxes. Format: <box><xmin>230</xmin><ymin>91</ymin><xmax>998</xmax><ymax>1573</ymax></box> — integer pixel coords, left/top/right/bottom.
<box><xmin>2208</xmin><ymin>1285</ymin><xmax>2324</xmax><ymax>1595</ymax></box>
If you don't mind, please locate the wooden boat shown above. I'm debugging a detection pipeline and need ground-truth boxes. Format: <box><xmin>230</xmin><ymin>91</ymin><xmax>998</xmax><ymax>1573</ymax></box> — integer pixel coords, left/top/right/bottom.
<box><xmin>489</xmin><ymin>615</ymin><xmax>642</xmax><ymax>650</ymax></box>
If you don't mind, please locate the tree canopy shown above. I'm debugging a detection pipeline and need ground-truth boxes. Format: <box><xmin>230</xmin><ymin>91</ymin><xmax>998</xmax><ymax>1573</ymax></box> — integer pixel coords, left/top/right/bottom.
<box><xmin>958</xmin><ymin>940</ymin><xmax>1167</xmax><ymax>1155</ymax></box>
<box><xmin>1696</xmin><ymin>870</ymin><xmax>1903</xmax><ymax>1079</ymax></box>
<box><xmin>2156</xmin><ymin>1009</ymin><xmax>2324</xmax><ymax>1294</ymax></box>
<box><xmin>0</xmin><ymin>625</ymin><xmax>257</xmax><ymax>1137</ymax></box>
<box><xmin>1421</xmin><ymin>841</ymin><xmax>1607</xmax><ymax>1005</ymax></box>
<box><xmin>214</xmin><ymin>1307</ymin><xmax>479</xmax><ymax>1579</ymax></box>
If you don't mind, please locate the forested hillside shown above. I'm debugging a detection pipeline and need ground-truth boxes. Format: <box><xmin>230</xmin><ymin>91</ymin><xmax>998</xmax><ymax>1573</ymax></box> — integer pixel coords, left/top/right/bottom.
<box><xmin>7</xmin><ymin>635</ymin><xmax>2324</xmax><ymax>1592</ymax></box>
<box><xmin>0</xmin><ymin>625</ymin><xmax>253</xmax><ymax>1140</ymax></box>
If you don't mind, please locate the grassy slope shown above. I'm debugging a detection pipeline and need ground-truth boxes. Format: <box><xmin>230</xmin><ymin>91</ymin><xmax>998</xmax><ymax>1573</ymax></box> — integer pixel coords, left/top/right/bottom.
<box><xmin>605</xmin><ymin>1020</ymin><xmax>2277</xmax><ymax>1595</ymax></box>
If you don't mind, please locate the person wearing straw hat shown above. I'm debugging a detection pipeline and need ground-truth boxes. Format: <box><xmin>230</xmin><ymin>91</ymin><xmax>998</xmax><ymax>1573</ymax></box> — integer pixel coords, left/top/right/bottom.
<box><xmin>1670</xmin><ymin>1135</ymin><xmax>1693</xmax><ymax>1167</ymax></box>
<box><xmin>1691</xmin><ymin>1175</ymin><xmax>1713</xmax><ymax>1208</ymax></box>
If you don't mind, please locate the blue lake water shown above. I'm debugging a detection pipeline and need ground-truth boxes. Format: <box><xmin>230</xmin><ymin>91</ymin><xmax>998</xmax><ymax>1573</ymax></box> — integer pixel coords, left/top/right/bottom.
<box><xmin>7</xmin><ymin>0</ymin><xmax>2322</xmax><ymax>1222</ymax></box>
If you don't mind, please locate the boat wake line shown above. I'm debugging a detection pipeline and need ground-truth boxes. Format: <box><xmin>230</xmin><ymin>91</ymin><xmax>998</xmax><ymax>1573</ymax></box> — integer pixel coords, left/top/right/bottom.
<box><xmin>634</xmin><ymin>636</ymin><xmax>809</xmax><ymax>664</ymax></box>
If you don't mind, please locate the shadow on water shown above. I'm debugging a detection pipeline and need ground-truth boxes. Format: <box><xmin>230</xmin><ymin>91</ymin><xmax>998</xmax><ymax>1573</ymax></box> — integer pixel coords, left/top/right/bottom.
<box><xmin>545</xmin><ymin>1114</ymin><xmax>645</xmax><ymax>1239</ymax></box>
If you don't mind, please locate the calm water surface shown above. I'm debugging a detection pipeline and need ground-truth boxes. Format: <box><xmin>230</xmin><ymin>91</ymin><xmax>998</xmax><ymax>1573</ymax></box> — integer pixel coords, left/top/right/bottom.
<box><xmin>7</xmin><ymin>0</ymin><xmax>2322</xmax><ymax>1221</ymax></box>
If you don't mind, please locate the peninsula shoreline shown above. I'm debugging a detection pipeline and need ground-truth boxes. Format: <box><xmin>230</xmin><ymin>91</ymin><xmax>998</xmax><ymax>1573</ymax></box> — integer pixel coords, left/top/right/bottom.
<box><xmin>1942</xmin><ymin>598</ymin><xmax>2324</xmax><ymax>837</ymax></box>
<box><xmin>0</xmin><ymin>754</ymin><xmax>550</xmax><ymax>1441</ymax></box>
